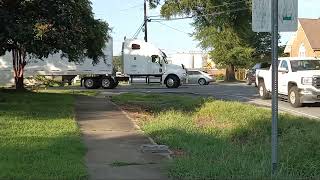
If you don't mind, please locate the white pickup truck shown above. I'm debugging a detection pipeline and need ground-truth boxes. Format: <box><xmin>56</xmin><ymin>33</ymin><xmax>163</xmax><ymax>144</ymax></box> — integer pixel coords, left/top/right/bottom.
<box><xmin>256</xmin><ymin>57</ymin><xmax>320</xmax><ymax>107</ymax></box>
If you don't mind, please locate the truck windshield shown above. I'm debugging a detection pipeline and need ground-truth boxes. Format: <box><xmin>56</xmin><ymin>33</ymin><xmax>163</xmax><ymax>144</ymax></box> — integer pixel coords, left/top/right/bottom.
<box><xmin>291</xmin><ymin>60</ymin><xmax>320</xmax><ymax>72</ymax></box>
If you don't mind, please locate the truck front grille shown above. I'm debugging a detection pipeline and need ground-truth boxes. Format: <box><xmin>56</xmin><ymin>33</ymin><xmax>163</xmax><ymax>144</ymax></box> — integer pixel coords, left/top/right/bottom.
<box><xmin>313</xmin><ymin>76</ymin><xmax>320</xmax><ymax>89</ymax></box>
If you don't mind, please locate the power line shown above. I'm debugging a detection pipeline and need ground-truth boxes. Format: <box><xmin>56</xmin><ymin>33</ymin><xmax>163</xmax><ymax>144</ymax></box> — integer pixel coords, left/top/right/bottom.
<box><xmin>150</xmin><ymin>7</ymin><xmax>249</xmax><ymax>21</ymax></box>
<box><xmin>155</xmin><ymin>21</ymin><xmax>191</xmax><ymax>35</ymax></box>
<box><xmin>132</xmin><ymin>22</ymin><xmax>145</xmax><ymax>39</ymax></box>
<box><xmin>148</xmin><ymin>0</ymin><xmax>249</xmax><ymax>20</ymax></box>
<box><xmin>119</xmin><ymin>3</ymin><xmax>143</xmax><ymax>12</ymax></box>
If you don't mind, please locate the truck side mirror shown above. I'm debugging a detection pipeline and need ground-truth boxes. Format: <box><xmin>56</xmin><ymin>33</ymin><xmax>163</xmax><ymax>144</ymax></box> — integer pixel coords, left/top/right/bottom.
<box><xmin>151</xmin><ymin>55</ymin><xmax>158</xmax><ymax>63</ymax></box>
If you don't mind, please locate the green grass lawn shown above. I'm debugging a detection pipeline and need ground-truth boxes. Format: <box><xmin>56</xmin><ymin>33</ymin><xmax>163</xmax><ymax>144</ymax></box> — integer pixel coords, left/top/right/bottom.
<box><xmin>0</xmin><ymin>90</ymin><xmax>92</xmax><ymax>180</ymax></box>
<box><xmin>112</xmin><ymin>93</ymin><xmax>320</xmax><ymax>179</ymax></box>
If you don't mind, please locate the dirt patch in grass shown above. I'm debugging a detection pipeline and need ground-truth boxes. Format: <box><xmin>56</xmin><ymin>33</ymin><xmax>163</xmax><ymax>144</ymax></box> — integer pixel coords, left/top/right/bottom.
<box><xmin>171</xmin><ymin>149</ymin><xmax>188</xmax><ymax>158</ymax></box>
<box><xmin>118</xmin><ymin>104</ymin><xmax>154</xmax><ymax>126</ymax></box>
<box><xmin>194</xmin><ymin>116</ymin><xmax>233</xmax><ymax>130</ymax></box>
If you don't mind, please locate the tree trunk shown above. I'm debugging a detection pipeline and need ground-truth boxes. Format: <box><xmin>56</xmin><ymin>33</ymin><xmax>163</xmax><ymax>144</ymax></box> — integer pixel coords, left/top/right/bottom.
<box><xmin>224</xmin><ymin>65</ymin><xmax>236</xmax><ymax>82</ymax></box>
<box><xmin>12</xmin><ymin>48</ymin><xmax>27</xmax><ymax>90</ymax></box>
<box><xmin>15</xmin><ymin>75</ymin><xmax>24</xmax><ymax>90</ymax></box>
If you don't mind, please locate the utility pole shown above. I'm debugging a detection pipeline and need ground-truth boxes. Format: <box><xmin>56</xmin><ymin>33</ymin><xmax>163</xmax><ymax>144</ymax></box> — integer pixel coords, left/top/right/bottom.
<box><xmin>271</xmin><ymin>0</ymin><xmax>279</xmax><ymax>176</ymax></box>
<box><xmin>144</xmin><ymin>0</ymin><xmax>148</xmax><ymax>42</ymax></box>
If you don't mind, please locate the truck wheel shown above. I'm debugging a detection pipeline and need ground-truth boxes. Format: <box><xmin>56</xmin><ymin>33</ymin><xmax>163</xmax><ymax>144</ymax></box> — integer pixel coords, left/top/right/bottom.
<box><xmin>288</xmin><ymin>86</ymin><xmax>302</xmax><ymax>108</ymax></box>
<box><xmin>198</xmin><ymin>78</ymin><xmax>207</xmax><ymax>86</ymax></box>
<box><xmin>101</xmin><ymin>77</ymin><xmax>115</xmax><ymax>89</ymax></box>
<box><xmin>246</xmin><ymin>77</ymin><xmax>252</xmax><ymax>85</ymax></box>
<box><xmin>258</xmin><ymin>81</ymin><xmax>270</xmax><ymax>99</ymax></box>
<box><xmin>84</xmin><ymin>78</ymin><xmax>98</xmax><ymax>89</ymax></box>
<box><xmin>165</xmin><ymin>75</ymin><xmax>179</xmax><ymax>88</ymax></box>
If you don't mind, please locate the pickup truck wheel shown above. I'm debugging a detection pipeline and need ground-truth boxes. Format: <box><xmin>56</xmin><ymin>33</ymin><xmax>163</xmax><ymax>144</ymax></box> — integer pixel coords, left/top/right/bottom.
<box><xmin>246</xmin><ymin>78</ymin><xmax>252</xmax><ymax>85</ymax></box>
<box><xmin>198</xmin><ymin>78</ymin><xmax>206</xmax><ymax>86</ymax></box>
<box><xmin>84</xmin><ymin>78</ymin><xmax>98</xmax><ymax>89</ymax></box>
<box><xmin>165</xmin><ymin>75</ymin><xmax>179</xmax><ymax>88</ymax></box>
<box><xmin>289</xmin><ymin>86</ymin><xmax>302</xmax><ymax>108</ymax></box>
<box><xmin>101</xmin><ymin>77</ymin><xmax>115</xmax><ymax>89</ymax></box>
<box><xmin>258</xmin><ymin>82</ymin><xmax>270</xmax><ymax>99</ymax></box>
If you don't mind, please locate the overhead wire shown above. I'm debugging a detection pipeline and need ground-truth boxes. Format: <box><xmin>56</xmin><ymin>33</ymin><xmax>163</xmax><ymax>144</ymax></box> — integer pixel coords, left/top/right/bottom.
<box><xmin>155</xmin><ymin>21</ymin><xmax>191</xmax><ymax>35</ymax></box>
<box><xmin>119</xmin><ymin>3</ymin><xmax>144</xmax><ymax>12</ymax></box>
<box><xmin>149</xmin><ymin>7</ymin><xmax>249</xmax><ymax>21</ymax></box>
<box><xmin>132</xmin><ymin>22</ymin><xmax>145</xmax><ymax>39</ymax></box>
<box><xmin>148</xmin><ymin>0</ymin><xmax>249</xmax><ymax>21</ymax></box>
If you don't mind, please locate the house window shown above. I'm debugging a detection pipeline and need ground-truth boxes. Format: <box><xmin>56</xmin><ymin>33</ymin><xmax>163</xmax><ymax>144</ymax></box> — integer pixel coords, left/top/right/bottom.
<box><xmin>299</xmin><ymin>43</ymin><xmax>306</xmax><ymax>57</ymax></box>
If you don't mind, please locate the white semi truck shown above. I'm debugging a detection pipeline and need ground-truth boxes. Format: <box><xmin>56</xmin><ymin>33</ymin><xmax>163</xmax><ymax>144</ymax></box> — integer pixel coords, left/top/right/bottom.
<box><xmin>0</xmin><ymin>38</ymin><xmax>187</xmax><ymax>89</ymax></box>
<box><xmin>256</xmin><ymin>57</ymin><xmax>320</xmax><ymax>107</ymax></box>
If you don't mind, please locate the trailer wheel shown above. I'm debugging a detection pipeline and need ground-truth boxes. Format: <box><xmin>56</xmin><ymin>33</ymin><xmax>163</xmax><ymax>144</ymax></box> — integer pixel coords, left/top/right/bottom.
<box><xmin>101</xmin><ymin>77</ymin><xmax>115</xmax><ymax>89</ymax></box>
<box><xmin>84</xmin><ymin>78</ymin><xmax>98</xmax><ymax>89</ymax></box>
<box><xmin>165</xmin><ymin>75</ymin><xmax>180</xmax><ymax>88</ymax></box>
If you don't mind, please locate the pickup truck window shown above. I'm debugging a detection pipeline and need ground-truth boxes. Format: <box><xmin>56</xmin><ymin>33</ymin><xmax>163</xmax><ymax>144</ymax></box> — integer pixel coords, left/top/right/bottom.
<box><xmin>280</xmin><ymin>60</ymin><xmax>289</xmax><ymax>70</ymax></box>
<box><xmin>291</xmin><ymin>60</ymin><xmax>320</xmax><ymax>72</ymax></box>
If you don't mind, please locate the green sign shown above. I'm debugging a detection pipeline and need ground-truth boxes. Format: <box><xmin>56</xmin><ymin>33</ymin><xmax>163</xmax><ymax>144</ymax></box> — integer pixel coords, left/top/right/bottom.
<box><xmin>283</xmin><ymin>16</ymin><xmax>292</xmax><ymax>21</ymax></box>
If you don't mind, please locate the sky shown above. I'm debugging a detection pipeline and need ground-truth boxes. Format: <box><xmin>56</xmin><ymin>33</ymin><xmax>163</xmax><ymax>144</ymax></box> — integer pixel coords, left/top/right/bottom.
<box><xmin>91</xmin><ymin>0</ymin><xmax>320</xmax><ymax>56</ymax></box>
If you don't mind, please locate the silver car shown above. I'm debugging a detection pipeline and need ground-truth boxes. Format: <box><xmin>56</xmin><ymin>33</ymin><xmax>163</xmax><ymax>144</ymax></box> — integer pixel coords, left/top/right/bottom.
<box><xmin>187</xmin><ymin>70</ymin><xmax>215</xmax><ymax>85</ymax></box>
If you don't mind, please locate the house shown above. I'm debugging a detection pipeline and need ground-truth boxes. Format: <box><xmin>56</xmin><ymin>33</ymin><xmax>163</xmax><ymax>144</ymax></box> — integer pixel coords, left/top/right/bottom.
<box><xmin>284</xmin><ymin>18</ymin><xmax>320</xmax><ymax>57</ymax></box>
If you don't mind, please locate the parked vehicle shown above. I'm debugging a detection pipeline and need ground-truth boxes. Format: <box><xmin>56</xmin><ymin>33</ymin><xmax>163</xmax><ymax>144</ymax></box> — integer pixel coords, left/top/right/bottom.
<box><xmin>246</xmin><ymin>62</ymin><xmax>271</xmax><ymax>86</ymax></box>
<box><xmin>187</xmin><ymin>70</ymin><xmax>215</xmax><ymax>85</ymax></box>
<box><xmin>256</xmin><ymin>57</ymin><xmax>320</xmax><ymax>107</ymax></box>
<box><xmin>0</xmin><ymin>38</ymin><xmax>187</xmax><ymax>89</ymax></box>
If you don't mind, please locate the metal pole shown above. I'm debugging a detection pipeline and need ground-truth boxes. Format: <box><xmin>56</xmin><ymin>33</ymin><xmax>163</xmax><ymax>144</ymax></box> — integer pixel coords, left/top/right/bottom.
<box><xmin>144</xmin><ymin>0</ymin><xmax>148</xmax><ymax>42</ymax></box>
<box><xmin>271</xmin><ymin>0</ymin><xmax>279</xmax><ymax>176</ymax></box>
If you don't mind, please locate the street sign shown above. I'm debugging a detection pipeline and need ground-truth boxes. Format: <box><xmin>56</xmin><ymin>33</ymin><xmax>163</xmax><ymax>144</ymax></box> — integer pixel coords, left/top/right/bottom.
<box><xmin>252</xmin><ymin>0</ymin><xmax>298</xmax><ymax>32</ymax></box>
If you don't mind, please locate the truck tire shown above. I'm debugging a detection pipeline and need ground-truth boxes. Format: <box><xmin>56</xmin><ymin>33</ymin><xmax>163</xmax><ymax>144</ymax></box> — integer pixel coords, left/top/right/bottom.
<box><xmin>165</xmin><ymin>75</ymin><xmax>180</xmax><ymax>88</ymax></box>
<box><xmin>246</xmin><ymin>77</ymin><xmax>252</xmax><ymax>85</ymax></box>
<box><xmin>258</xmin><ymin>81</ymin><xmax>270</xmax><ymax>99</ymax></box>
<box><xmin>84</xmin><ymin>78</ymin><xmax>99</xmax><ymax>89</ymax></box>
<box><xmin>288</xmin><ymin>86</ymin><xmax>302</xmax><ymax>108</ymax></box>
<box><xmin>101</xmin><ymin>77</ymin><xmax>115</xmax><ymax>89</ymax></box>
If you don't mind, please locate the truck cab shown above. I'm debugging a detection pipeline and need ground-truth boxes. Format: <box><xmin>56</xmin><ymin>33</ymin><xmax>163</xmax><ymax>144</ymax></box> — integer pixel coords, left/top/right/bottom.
<box><xmin>256</xmin><ymin>57</ymin><xmax>320</xmax><ymax>107</ymax></box>
<box><xmin>122</xmin><ymin>39</ymin><xmax>187</xmax><ymax>88</ymax></box>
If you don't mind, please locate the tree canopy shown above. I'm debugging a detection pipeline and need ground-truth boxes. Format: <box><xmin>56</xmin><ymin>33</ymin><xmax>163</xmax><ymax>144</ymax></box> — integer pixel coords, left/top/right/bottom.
<box><xmin>0</xmin><ymin>0</ymin><xmax>110</xmax><ymax>89</ymax></box>
<box><xmin>149</xmin><ymin>0</ymin><xmax>272</xmax><ymax>80</ymax></box>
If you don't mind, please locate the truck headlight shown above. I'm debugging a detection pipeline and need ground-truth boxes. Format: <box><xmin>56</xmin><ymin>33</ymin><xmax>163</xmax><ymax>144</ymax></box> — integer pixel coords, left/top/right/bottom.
<box><xmin>301</xmin><ymin>77</ymin><xmax>313</xmax><ymax>85</ymax></box>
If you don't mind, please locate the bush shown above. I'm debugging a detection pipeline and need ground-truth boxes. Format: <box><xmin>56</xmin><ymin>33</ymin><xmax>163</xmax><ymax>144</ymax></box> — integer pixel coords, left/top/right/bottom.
<box><xmin>33</xmin><ymin>76</ymin><xmax>64</xmax><ymax>87</ymax></box>
<box><xmin>215</xmin><ymin>73</ymin><xmax>225</xmax><ymax>81</ymax></box>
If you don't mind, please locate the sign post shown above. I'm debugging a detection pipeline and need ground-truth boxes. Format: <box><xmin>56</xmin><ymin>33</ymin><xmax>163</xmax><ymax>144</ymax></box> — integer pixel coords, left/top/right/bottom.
<box><xmin>271</xmin><ymin>0</ymin><xmax>279</xmax><ymax>175</ymax></box>
<box><xmin>252</xmin><ymin>0</ymin><xmax>298</xmax><ymax>175</ymax></box>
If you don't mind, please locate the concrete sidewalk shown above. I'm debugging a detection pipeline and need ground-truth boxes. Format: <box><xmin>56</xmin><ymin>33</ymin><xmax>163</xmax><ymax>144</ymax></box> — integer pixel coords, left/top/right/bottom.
<box><xmin>75</xmin><ymin>96</ymin><xmax>168</xmax><ymax>180</ymax></box>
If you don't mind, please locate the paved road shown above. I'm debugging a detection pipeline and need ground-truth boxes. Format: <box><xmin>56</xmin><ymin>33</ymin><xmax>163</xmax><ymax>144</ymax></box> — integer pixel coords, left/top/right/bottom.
<box><xmin>99</xmin><ymin>82</ymin><xmax>320</xmax><ymax>120</ymax></box>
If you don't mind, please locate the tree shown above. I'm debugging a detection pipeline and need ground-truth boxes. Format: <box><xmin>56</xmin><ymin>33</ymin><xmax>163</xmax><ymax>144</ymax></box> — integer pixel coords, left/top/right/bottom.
<box><xmin>0</xmin><ymin>0</ymin><xmax>110</xmax><ymax>90</ymax></box>
<box><xmin>113</xmin><ymin>56</ymin><xmax>123</xmax><ymax>72</ymax></box>
<box><xmin>149</xmin><ymin>0</ymin><xmax>271</xmax><ymax>81</ymax></box>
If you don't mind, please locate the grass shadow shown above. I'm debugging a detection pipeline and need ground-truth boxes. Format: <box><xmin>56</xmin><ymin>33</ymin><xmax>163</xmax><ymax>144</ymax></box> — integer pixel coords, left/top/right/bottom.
<box><xmin>0</xmin><ymin>90</ymin><xmax>89</xmax><ymax>179</ymax></box>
